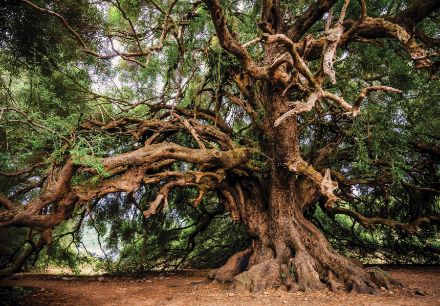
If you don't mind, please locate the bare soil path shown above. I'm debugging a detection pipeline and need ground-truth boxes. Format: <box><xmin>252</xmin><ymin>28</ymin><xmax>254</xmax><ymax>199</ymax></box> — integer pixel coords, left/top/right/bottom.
<box><xmin>0</xmin><ymin>266</ymin><xmax>439</xmax><ymax>306</ymax></box>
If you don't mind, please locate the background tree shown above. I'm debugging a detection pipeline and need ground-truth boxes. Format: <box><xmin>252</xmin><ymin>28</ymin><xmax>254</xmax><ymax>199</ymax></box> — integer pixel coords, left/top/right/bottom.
<box><xmin>0</xmin><ymin>0</ymin><xmax>439</xmax><ymax>293</ymax></box>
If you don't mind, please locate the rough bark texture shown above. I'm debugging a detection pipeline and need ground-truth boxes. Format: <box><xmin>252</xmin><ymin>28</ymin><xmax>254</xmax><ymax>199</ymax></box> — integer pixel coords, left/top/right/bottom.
<box><xmin>218</xmin><ymin>177</ymin><xmax>400</xmax><ymax>293</ymax></box>
<box><xmin>209</xmin><ymin>44</ymin><xmax>403</xmax><ymax>292</ymax></box>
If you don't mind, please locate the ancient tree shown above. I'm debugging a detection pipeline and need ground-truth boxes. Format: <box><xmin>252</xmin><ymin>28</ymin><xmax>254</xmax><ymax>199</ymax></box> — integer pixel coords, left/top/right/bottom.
<box><xmin>1</xmin><ymin>0</ymin><xmax>440</xmax><ymax>292</ymax></box>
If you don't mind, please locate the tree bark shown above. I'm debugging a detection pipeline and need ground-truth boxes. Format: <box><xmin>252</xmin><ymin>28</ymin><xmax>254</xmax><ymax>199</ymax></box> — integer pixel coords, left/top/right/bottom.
<box><xmin>214</xmin><ymin>172</ymin><xmax>399</xmax><ymax>293</ymax></box>
<box><xmin>211</xmin><ymin>78</ymin><xmax>399</xmax><ymax>293</ymax></box>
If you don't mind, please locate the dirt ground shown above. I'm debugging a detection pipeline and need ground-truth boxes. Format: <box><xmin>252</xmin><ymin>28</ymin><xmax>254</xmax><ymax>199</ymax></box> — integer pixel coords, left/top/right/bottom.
<box><xmin>0</xmin><ymin>266</ymin><xmax>439</xmax><ymax>306</ymax></box>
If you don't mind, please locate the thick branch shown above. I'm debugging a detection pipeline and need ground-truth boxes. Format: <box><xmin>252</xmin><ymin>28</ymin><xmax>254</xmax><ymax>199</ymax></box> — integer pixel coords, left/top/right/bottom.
<box><xmin>352</xmin><ymin>86</ymin><xmax>403</xmax><ymax>113</ymax></box>
<box><xmin>143</xmin><ymin>170</ymin><xmax>224</xmax><ymax>218</ymax></box>
<box><xmin>320</xmin><ymin>0</ymin><xmax>350</xmax><ymax>84</ymax></box>
<box><xmin>0</xmin><ymin>161</ymin><xmax>45</xmax><ymax>177</ymax></box>
<box><xmin>393</xmin><ymin>0</ymin><xmax>440</xmax><ymax>29</ymax></box>
<box><xmin>304</xmin><ymin>15</ymin><xmax>436</xmax><ymax>69</ymax></box>
<box><xmin>328</xmin><ymin>206</ymin><xmax>440</xmax><ymax>233</ymax></box>
<box><xmin>288</xmin><ymin>157</ymin><xmax>339</xmax><ymax>208</ymax></box>
<box><xmin>412</xmin><ymin>140</ymin><xmax>440</xmax><ymax>158</ymax></box>
<box><xmin>203</xmin><ymin>0</ymin><xmax>268</xmax><ymax>79</ymax></box>
<box><xmin>274</xmin><ymin>92</ymin><xmax>320</xmax><ymax>127</ymax></box>
<box><xmin>288</xmin><ymin>0</ymin><xmax>338</xmax><ymax>42</ymax></box>
<box><xmin>0</xmin><ymin>193</ymin><xmax>15</xmax><ymax>210</ymax></box>
<box><xmin>100</xmin><ymin>142</ymin><xmax>250</xmax><ymax>171</ymax></box>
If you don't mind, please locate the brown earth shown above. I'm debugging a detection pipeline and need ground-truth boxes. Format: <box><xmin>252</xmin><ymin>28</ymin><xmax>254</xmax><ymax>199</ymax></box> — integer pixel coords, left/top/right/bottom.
<box><xmin>0</xmin><ymin>266</ymin><xmax>439</xmax><ymax>306</ymax></box>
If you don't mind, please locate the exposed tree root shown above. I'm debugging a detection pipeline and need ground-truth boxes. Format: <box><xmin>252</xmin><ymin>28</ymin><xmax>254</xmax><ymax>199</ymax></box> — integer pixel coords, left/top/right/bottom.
<box><xmin>232</xmin><ymin>260</ymin><xmax>281</xmax><ymax>292</ymax></box>
<box><xmin>209</xmin><ymin>247</ymin><xmax>251</xmax><ymax>283</ymax></box>
<box><xmin>213</xmin><ymin>247</ymin><xmax>403</xmax><ymax>294</ymax></box>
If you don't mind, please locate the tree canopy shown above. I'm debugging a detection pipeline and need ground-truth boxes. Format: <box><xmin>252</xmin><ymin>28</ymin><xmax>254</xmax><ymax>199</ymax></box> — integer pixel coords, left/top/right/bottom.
<box><xmin>0</xmin><ymin>0</ymin><xmax>439</xmax><ymax>293</ymax></box>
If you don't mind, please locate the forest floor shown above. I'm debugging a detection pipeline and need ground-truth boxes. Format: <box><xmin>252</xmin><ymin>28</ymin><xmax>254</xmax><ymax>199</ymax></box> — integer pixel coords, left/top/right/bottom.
<box><xmin>0</xmin><ymin>266</ymin><xmax>439</xmax><ymax>306</ymax></box>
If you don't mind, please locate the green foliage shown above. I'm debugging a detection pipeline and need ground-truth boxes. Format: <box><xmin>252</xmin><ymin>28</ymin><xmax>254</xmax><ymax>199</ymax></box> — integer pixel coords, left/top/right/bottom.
<box><xmin>33</xmin><ymin>217</ymin><xmax>98</xmax><ymax>274</ymax></box>
<box><xmin>0</xmin><ymin>228</ymin><xmax>28</xmax><ymax>268</ymax></box>
<box><xmin>70</xmin><ymin>138</ymin><xmax>111</xmax><ymax>178</ymax></box>
<box><xmin>84</xmin><ymin>188</ymin><xmax>249</xmax><ymax>273</ymax></box>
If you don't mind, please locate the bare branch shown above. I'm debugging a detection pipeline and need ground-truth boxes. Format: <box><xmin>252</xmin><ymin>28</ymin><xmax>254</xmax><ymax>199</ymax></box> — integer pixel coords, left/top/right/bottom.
<box><xmin>352</xmin><ymin>86</ymin><xmax>403</xmax><ymax>113</ymax></box>
<box><xmin>0</xmin><ymin>193</ymin><xmax>16</xmax><ymax>210</ymax></box>
<box><xmin>288</xmin><ymin>0</ymin><xmax>338</xmax><ymax>41</ymax></box>
<box><xmin>287</xmin><ymin>157</ymin><xmax>339</xmax><ymax>208</ymax></box>
<box><xmin>274</xmin><ymin>92</ymin><xmax>320</xmax><ymax>127</ymax></box>
<box><xmin>173</xmin><ymin>113</ymin><xmax>206</xmax><ymax>149</ymax></box>
<box><xmin>322</xmin><ymin>85</ymin><xmax>401</xmax><ymax>116</ymax></box>
<box><xmin>21</xmin><ymin>0</ymin><xmax>179</xmax><ymax>62</ymax></box>
<box><xmin>262</xmin><ymin>33</ymin><xmax>318</xmax><ymax>87</ymax></box>
<box><xmin>0</xmin><ymin>161</ymin><xmax>45</xmax><ymax>177</ymax></box>
<box><xmin>203</xmin><ymin>0</ymin><xmax>268</xmax><ymax>80</ymax></box>
<box><xmin>321</xmin><ymin>0</ymin><xmax>350</xmax><ymax>84</ymax></box>
<box><xmin>143</xmin><ymin>171</ymin><xmax>225</xmax><ymax>218</ymax></box>
<box><xmin>223</xmin><ymin>92</ymin><xmax>257</xmax><ymax>121</ymax></box>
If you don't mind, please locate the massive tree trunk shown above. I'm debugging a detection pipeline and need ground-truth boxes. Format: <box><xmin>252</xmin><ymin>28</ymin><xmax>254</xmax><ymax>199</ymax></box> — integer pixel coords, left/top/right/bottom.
<box><xmin>213</xmin><ymin>164</ymin><xmax>397</xmax><ymax>293</ymax></box>
<box><xmin>212</xmin><ymin>84</ymin><xmax>397</xmax><ymax>293</ymax></box>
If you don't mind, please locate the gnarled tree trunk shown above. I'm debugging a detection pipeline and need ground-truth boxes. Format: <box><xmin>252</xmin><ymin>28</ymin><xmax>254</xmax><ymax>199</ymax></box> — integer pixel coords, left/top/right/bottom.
<box><xmin>213</xmin><ymin>172</ymin><xmax>398</xmax><ymax>293</ymax></box>
<box><xmin>211</xmin><ymin>84</ymin><xmax>397</xmax><ymax>293</ymax></box>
